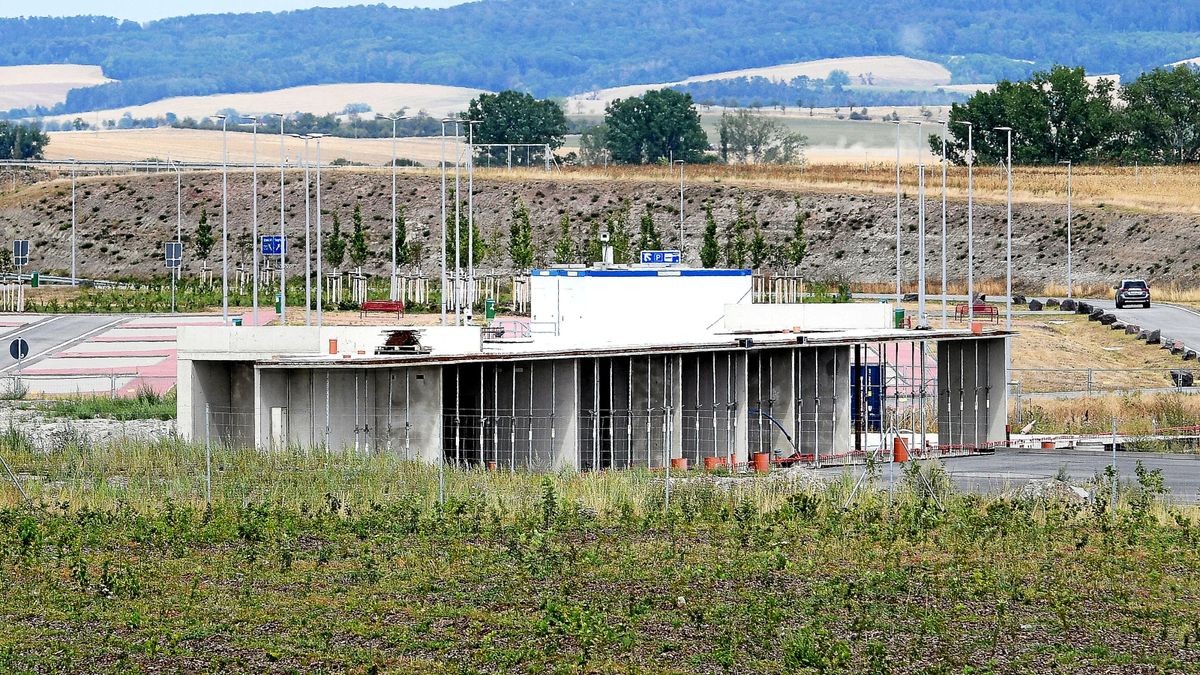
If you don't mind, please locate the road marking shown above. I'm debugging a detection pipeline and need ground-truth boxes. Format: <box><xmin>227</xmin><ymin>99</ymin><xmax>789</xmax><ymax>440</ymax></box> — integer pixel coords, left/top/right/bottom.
<box><xmin>0</xmin><ymin>316</ymin><xmax>127</xmax><ymax>374</ymax></box>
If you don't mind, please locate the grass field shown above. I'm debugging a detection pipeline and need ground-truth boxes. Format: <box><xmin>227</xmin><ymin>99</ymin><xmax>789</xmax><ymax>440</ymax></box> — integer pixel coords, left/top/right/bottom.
<box><xmin>1</xmin><ymin>437</ymin><xmax>1197</xmax><ymax>672</ymax></box>
<box><xmin>0</xmin><ymin>64</ymin><xmax>112</xmax><ymax>110</ymax></box>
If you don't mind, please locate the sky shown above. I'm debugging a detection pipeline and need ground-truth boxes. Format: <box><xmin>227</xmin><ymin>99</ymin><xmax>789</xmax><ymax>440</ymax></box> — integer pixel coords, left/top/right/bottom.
<box><xmin>0</xmin><ymin>1</ymin><xmax>469</xmax><ymax>23</ymax></box>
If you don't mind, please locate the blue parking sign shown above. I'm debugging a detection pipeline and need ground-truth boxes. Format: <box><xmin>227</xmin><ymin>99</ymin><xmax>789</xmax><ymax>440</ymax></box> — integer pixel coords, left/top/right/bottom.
<box><xmin>261</xmin><ymin>235</ymin><xmax>285</xmax><ymax>256</ymax></box>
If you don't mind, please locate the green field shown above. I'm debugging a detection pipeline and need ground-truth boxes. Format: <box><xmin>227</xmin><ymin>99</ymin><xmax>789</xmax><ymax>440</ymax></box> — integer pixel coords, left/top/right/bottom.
<box><xmin>1</xmin><ymin>437</ymin><xmax>1199</xmax><ymax>672</ymax></box>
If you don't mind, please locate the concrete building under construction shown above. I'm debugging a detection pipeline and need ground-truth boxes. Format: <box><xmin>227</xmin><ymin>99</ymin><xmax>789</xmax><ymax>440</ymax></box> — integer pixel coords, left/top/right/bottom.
<box><xmin>177</xmin><ymin>263</ymin><xmax>1010</xmax><ymax>470</ymax></box>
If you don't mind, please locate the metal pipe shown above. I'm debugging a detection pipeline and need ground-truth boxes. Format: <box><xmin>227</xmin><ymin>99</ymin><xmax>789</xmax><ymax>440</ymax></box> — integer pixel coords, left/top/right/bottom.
<box><xmin>249</xmin><ymin>116</ymin><xmax>259</xmax><ymax>326</ymax></box>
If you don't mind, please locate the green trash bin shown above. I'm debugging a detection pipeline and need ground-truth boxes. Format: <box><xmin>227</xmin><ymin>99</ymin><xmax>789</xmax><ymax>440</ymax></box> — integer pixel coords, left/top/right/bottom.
<box><xmin>274</xmin><ymin>293</ymin><xmax>282</xmax><ymax>314</ymax></box>
<box><xmin>893</xmin><ymin>308</ymin><xmax>905</xmax><ymax>329</ymax></box>
<box><xmin>485</xmin><ymin>298</ymin><xmax>496</xmax><ymax>320</ymax></box>
<box><xmin>231</xmin><ymin>317</ymin><xmax>243</xmax><ymax>327</ymax></box>
<box><xmin>30</xmin><ymin>271</ymin><xmax>39</xmax><ymax>288</ymax></box>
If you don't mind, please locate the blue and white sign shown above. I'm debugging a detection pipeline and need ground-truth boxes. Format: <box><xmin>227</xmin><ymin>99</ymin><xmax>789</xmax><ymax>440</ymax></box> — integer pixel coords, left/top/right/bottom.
<box><xmin>261</xmin><ymin>235</ymin><xmax>286</xmax><ymax>257</ymax></box>
<box><xmin>164</xmin><ymin>241</ymin><xmax>183</xmax><ymax>269</ymax></box>
<box><xmin>639</xmin><ymin>249</ymin><xmax>681</xmax><ymax>265</ymax></box>
<box><xmin>8</xmin><ymin>338</ymin><xmax>28</xmax><ymax>361</ymax></box>
<box><xmin>12</xmin><ymin>240</ymin><xmax>29</xmax><ymax>266</ymax></box>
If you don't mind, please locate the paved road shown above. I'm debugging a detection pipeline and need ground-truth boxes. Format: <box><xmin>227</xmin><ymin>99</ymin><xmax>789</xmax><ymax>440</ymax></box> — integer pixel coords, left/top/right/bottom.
<box><xmin>828</xmin><ymin>448</ymin><xmax>1200</xmax><ymax>504</ymax></box>
<box><xmin>0</xmin><ymin>315</ymin><xmax>128</xmax><ymax>374</ymax></box>
<box><xmin>1085</xmin><ymin>299</ymin><xmax>1200</xmax><ymax>352</ymax></box>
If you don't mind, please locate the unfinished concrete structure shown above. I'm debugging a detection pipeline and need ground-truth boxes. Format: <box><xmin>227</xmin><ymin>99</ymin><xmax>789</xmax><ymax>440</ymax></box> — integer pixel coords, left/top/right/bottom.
<box><xmin>178</xmin><ymin>266</ymin><xmax>1011</xmax><ymax>469</ymax></box>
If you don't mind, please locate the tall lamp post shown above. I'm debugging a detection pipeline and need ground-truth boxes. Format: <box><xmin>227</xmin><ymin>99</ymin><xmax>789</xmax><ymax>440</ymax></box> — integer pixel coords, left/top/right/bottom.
<box><xmin>269</xmin><ymin>113</ymin><xmax>286</xmax><ymax>325</ymax></box>
<box><xmin>674</xmin><ymin>159</ymin><xmax>685</xmax><ymax>254</ymax></box>
<box><xmin>439</xmin><ymin>119</ymin><xmax>450</xmax><ymax>326</ymax></box>
<box><xmin>909</xmin><ymin>120</ymin><xmax>927</xmax><ymax>328</ymax></box>
<box><xmin>290</xmin><ymin>133</ymin><xmax>313</xmax><ymax>325</ymax></box>
<box><xmin>311</xmin><ymin>133</ymin><xmax>326</xmax><ymax>329</ymax></box>
<box><xmin>246</xmin><ymin>115</ymin><xmax>260</xmax><ymax>326</ymax></box>
<box><xmin>891</xmin><ymin>120</ymin><xmax>902</xmax><ymax>305</ymax></box>
<box><xmin>169</xmin><ymin>160</ymin><xmax>182</xmax><ymax>313</ymax></box>
<box><xmin>70</xmin><ymin>158</ymin><xmax>77</xmax><ymax>285</ymax></box>
<box><xmin>937</xmin><ymin>119</ymin><xmax>948</xmax><ymax>328</ymax></box>
<box><xmin>377</xmin><ymin>113</ymin><xmax>407</xmax><ymax>302</ymax></box>
<box><xmin>466</xmin><ymin>119</ymin><xmax>480</xmax><ymax>321</ymax></box>
<box><xmin>1059</xmin><ymin>160</ymin><xmax>1073</xmax><ymax>298</ymax></box>
<box><xmin>954</xmin><ymin>120</ymin><xmax>975</xmax><ymax>323</ymax></box>
<box><xmin>215</xmin><ymin>114</ymin><xmax>230</xmax><ymax>325</ymax></box>
<box><xmin>995</xmin><ymin>126</ymin><xmax>1014</xmax><ymax>407</ymax></box>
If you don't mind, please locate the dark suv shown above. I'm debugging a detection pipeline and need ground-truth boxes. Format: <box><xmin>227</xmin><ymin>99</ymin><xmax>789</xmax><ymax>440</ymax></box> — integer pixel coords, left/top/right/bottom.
<box><xmin>1115</xmin><ymin>279</ymin><xmax>1150</xmax><ymax>309</ymax></box>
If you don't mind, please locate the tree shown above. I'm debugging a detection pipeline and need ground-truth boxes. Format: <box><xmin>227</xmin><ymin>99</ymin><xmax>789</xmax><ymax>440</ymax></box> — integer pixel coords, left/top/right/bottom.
<box><xmin>553</xmin><ymin>214</ymin><xmax>575</xmax><ymax>264</ymax></box>
<box><xmin>936</xmin><ymin>66</ymin><xmax>1118</xmax><ymax>165</ymax></box>
<box><xmin>326</xmin><ymin>212</ymin><xmax>346</xmax><ymax>269</ymax></box>
<box><xmin>749</xmin><ymin>226</ymin><xmax>769</xmax><ymax>270</ymax></box>
<box><xmin>785</xmin><ymin>202</ymin><xmax>808</xmax><ymax>268</ymax></box>
<box><xmin>717</xmin><ymin>110</ymin><xmax>808</xmax><ymax>164</ymax></box>
<box><xmin>509</xmin><ymin>197</ymin><xmax>534</xmax><ymax>269</ymax></box>
<box><xmin>194</xmin><ymin>208</ymin><xmax>214</xmax><ymax>262</ymax></box>
<box><xmin>582</xmin><ymin>220</ymin><xmax>603</xmax><ymax>264</ymax></box>
<box><xmin>0</xmin><ymin>122</ymin><xmax>48</xmax><ymax>160</ymax></box>
<box><xmin>607</xmin><ymin>203</ymin><xmax>633</xmax><ymax>264</ymax></box>
<box><xmin>700</xmin><ymin>202</ymin><xmax>720</xmax><ymax>268</ymax></box>
<box><xmin>394</xmin><ymin>206</ymin><xmax>410</xmax><ymax>267</ymax></box>
<box><xmin>723</xmin><ymin>200</ymin><xmax>752</xmax><ymax>268</ymax></box>
<box><xmin>579</xmin><ymin>124</ymin><xmax>609</xmax><ymax>165</ymax></box>
<box><xmin>445</xmin><ymin>189</ymin><xmax>486</xmax><ymax>267</ymax></box>
<box><xmin>465</xmin><ymin>90</ymin><xmax>568</xmax><ymax>166</ymax></box>
<box><xmin>637</xmin><ymin>206</ymin><xmax>661</xmax><ymax>252</ymax></box>
<box><xmin>604</xmin><ymin>89</ymin><xmax>709</xmax><ymax>164</ymax></box>
<box><xmin>1120</xmin><ymin>65</ymin><xmax>1200</xmax><ymax>164</ymax></box>
<box><xmin>349</xmin><ymin>204</ymin><xmax>369</xmax><ymax>268</ymax></box>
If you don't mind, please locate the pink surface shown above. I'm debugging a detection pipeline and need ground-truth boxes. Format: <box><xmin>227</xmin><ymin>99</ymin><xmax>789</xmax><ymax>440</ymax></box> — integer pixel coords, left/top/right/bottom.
<box><xmin>57</xmin><ymin>350</ymin><xmax>175</xmax><ymax>359</ymax></box>
<box><xmin>89</xmin><ymin>336</ymin><xmax>175</xmax><ymax>343</ymax></box>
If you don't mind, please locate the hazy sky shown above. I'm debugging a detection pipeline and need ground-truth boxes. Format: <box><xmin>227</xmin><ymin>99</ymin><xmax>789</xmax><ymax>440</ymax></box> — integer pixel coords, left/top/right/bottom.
<box><xmin>0</xmin><ymin>1</ymin><xmax>469</xmax><ymax>22</ymax></box>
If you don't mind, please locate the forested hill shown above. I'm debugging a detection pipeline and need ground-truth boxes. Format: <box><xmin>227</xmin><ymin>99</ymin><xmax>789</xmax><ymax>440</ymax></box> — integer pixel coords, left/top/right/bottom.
<box><xmin>2</xmin><ymin>0</ymin><xmax>1200</xmax><ymax>114</ymax></box>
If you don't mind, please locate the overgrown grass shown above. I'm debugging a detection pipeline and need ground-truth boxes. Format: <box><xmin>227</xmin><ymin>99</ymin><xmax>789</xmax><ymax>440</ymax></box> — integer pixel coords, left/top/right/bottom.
<box><xmin>39</xmin><ymin>385</ymin><xmax>177</xmax><ymax>421</ymax></box>
<box><xmin>1</xmin><ymin>436</ymin><xmax>1199</xmax><ymax>671</ymax></box>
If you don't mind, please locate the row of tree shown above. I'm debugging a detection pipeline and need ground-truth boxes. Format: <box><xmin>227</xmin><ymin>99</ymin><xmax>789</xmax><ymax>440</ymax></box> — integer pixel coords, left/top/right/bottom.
<box><xmin>0</xmin><ymin>122</ymin><xmax>48</xmax><ymax>160</ymax></box>
<box><xmin>939</xmin><ymin>65</ymin><xmax>1200</xmax><ymax>165</ymax></box>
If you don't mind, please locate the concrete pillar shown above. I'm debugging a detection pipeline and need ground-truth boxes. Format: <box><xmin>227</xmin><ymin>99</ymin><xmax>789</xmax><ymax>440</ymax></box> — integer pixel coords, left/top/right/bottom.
<box><xmin>530</xmin><ymin>360</ymin><xmax>558</xmax><ymax>471</ymax></box>
<box><xmin>733</xmin><ymin>351</ymin><xmax>749</xmax><ymax>465</ymax></box>
<box><xmin>551</xmin><ymin>359</ymin><xmax>579</xmax><ymax>471</ymax></box>
<box><xmin>936</xmin><ymin>343</ymin><xmax>951</xmax><ymax>451</ymax></box>
<box><xmin>670</xmin><ymin>355</ymin><xmax>684</xmax><ymax>461</ymax></box>
<box><xmin>986</xmin><ymin>337</ymin><xmax>1008</xmax><ymax>444</ymax></box>
<box><xmin>767</xmin><ymin>349</ymin><xmax>795</xmax><ymax>456</ymax></box>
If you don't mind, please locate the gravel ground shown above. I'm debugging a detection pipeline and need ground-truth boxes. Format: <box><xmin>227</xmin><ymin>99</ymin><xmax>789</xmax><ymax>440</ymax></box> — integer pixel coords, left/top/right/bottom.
<box><xmin>0</xmin><ymin>404</ymin><xmax>175</xmax><ymax>450</ymax></box>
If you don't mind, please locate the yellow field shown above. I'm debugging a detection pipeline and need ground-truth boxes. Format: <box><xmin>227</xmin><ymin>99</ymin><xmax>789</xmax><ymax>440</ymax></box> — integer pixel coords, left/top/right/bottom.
<box><xmin>0</xmin><ymin>64</ymin><xmax>112</xmax><ymax>109</ymax></box>
<box><xmin>46</xmin><ymin>128</ymin><xmax>467</xmax><ymax>166</ymax></box>
<box><xmin>41</xmin><ymin>82</ymin><xmax>488</xmax><ymax>126</ymax></box>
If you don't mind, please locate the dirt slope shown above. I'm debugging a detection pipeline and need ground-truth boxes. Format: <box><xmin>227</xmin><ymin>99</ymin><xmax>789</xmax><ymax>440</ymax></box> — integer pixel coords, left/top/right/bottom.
<box><xmin>0</xmin><ymin>168</ymin><xmax>1191</xmax><ymax>289</ymax></box>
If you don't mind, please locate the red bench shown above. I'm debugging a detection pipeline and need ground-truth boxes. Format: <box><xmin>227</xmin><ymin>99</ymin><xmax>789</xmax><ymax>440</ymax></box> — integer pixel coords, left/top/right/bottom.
<box><xmin>953</xmin><ymin>302</ymin><xmax>999</xmax><ymax>323</ymax></box>
<box><xmin>360</xmin><ymin>300</ymin><xmax>404</xmax><ymax>319</ymax></box>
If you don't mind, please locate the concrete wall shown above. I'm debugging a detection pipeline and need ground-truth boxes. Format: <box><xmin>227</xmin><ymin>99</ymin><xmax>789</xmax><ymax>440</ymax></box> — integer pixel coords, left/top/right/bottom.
<box><xmin>723</xmin><ymin>303</ymin><xmax>895</xmax><ymax>332</ymax></box>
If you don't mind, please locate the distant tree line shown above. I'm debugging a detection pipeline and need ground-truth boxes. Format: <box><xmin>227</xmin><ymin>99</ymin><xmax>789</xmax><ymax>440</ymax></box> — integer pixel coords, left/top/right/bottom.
<box><xmin>0</xmin><ymin>122</ymin><xmax>48</xmax><ymax>159</ymax></box>
<box><xmin>174</xmin><ymin>109</ymin><xmax>444</xmax><ymax>139</ymax></box>
<box><xmin>0</xmin><ymin>1</ymin><xmax>1198</xmax><ymax>116</ymax></box>
<box><xmin>676</xmin><ymin>75</ymin><xmax>967</xmax><ymax>111</ymax></box>
<box><xmin>938</xmin><ymin>65</ymin><xmax>1200</xmax><ymax>165</ymax></box>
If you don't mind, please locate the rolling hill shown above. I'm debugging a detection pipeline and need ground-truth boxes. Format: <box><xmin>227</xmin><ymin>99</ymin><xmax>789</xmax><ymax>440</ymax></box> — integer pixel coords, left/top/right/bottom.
<box><xmin>0</xmin><ymin>0</ymin><xmax>1198</xmax><ymax>116</ymax></box>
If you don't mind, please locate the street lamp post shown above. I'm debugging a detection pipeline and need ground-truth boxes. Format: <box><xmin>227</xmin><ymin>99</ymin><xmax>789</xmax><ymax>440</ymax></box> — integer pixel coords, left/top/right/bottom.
<box><xmin>954</xmin><ymin>121</ymin><xmax>975</xmax><ymax>323</ymax></box>
<box><xmin>70</xmin><ymin>158</ymin><xmax>77</xmax><ymax>285</ymax></box>
<box><xmin>377</xmin><ymin>113</ymin><xmax>407</xmax><ymax>301</ymax></box>
<box><xmin>290</xmin><ymin>133</ymin><xmax>313</xmax><ymax>325</ymax></box>
<box><xmin>995</xmin><ymin>126</ymin><xmax>1014</xmax><ymax>411</ymax></box>
<box><xmin>891</xmin><ymin>120</ymin><xmax>902</xmax><ymax>305</ymax></box>
<box><xmin>312</xmin><ymin>133</ymin><xmax>326</xmax><ymax>329</ymax></box>
<box><xmin>170</xmin><ymin>160</ymin><xmax>182</xmax><ymax>313</ymax></box>
<box><xmin>271</xmin><ymin>114</ymin><xmax>286</xmax><ymax>325</ymax></box>
<box><xmin>439</xmin><ymin>119</ymin><xmax>450</xmax><ymax>326</ymax></box>
<box><xmin>466</xmin><ymin>119</ymin><xmax>480</xmax><ymax>321</ymax></box>
<box><xmin>1060</xmin><ymin>160</ymin><xmax>1073</xmax><ymax>298</ymax></box>
<box><xmin>674</xmin><ymin>160</ymin><xmax>685</xmax><ymax>254</ymax></box>
<box><xmin>909</xmin><ymin>120</ymin><xmax>927</xmax><ymax>328</ymax></box>
<box><xmin>938</xmin><ymin>119</ymin><xmax>948</xmax><ymax>328</ymax></box>
<box><xmin>215</xmin><ymin>114</ymin><xmax>230</xmax><ymax>325</ymax></box>
<box><xmin>247</xmin><ymin>116</ymin><xmax>260</xmax><ymax>326</ymax></box>
<box><xmin>452</xmin><ymin>121</ymin><xmax>462</xmax><ymax>326</ymax></box>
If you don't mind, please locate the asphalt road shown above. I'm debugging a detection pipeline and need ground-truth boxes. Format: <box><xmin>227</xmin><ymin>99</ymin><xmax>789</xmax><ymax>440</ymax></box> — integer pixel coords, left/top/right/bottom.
<box><xmin>0</xmin><ymin>315</ymin><xmax>127</xmax><ymax>374</ymax></box>
<box><xmin>826</xmin><ymin>448</ymin><xmax>1200</xmax><ymax>504</ymax></box>
<box><xmin>1084</xmin><ymin>299</ymin><xmax>1200</xmax><ymax>352</ymax></box>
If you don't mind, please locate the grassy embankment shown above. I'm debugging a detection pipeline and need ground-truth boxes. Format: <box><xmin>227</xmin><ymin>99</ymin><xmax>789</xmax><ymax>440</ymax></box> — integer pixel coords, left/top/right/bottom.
<box><xmin>0</xmin><ymin>436</ymin><xmax>1198</xmax><ymax>672</ymax></box>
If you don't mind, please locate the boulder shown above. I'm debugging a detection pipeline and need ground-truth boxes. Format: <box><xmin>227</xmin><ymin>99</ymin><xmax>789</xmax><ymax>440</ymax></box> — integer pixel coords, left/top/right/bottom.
<box><xmin>1171</xmin><ymin>341</ymin><xmax>1185</xmax><ymax>355</ymax></box>
<box><xmin>1028</xmin><ymin>298</ymin><xmax>1044</xmax><ymax>311</ymax></box>
<box><xmin>1111</xmin><ymin>321</ymin><xmax>1126</xmax><ymax>331</ymax></box>
<box><xmin>1099</xmin><ymin>313</ymin><xmax>1117</xmax><ymax>325</ymax></box>
<box><xmin>1161</xmin><ymin>337</ymin><xmax>1173</xmax><ymax>349</ymax></box>
<box><xmin>1011</xmin><ymin>294</ymin><xmax>1026</xmax><ymax>305</ymax></box>
<box><xmin>1147</xmin><ymin>329</ymin><xmax>1161</xmax><ymax>344</ymax></box>
<box><xmin>1138</xmin><ymin>329</ymin><xmax>1150</xmax><ymax>341</ymax></box>
<box><xmin>1088</xmin><ymin>308</ymin><xmax>1104</xmax><ymax>321</ymax></box>
<box><xmin>1185</xmin><ymin>350</ymin><xmax>1197</xmax><ymax>361</ymax></box>
<box><xmin>902</xmin><ymin>292</ymin><xmax>918</xmax><ymax>302</ymax></box>
<box><xmin>1046</xmin><ymin>298</ymin><xmax>1061</xmax><ymax>308</ymax></box>
<box><xmin>1077</xmin><ymin>302</ymin><xmax>1092</xmax><ymax>314</ymax></box>
<box><xmin>1171</xmin><ymin>370</ymin><xmax>1194</xmax><ymax>387</ymax></box>
<box><xmin>1125</xmin><ymin>324</ymin><xmax>1140</xmax><ymax>335</ymax></box>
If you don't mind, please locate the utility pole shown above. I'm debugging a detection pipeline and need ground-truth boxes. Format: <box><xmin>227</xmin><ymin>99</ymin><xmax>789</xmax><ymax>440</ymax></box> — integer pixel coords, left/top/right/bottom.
<box><xmin>439</xmin><ymin>119</ymin><xmax>449</xmax><ymax>326</ymax></box>
<box><xmin>909</xmin><ymin>120</ymin><xmax>926</xmax><ymax>328</ymax></box>
<box><xmin>378</xmin><ymin>113</ymin><xmax>406</xmax><ymax>302</ymax></box>
<box><xmin>1060</xmin><ymin>160</ymin><xmax>1073</xmax><ymax>298</ymax></box>
<box><xmin>70</xmin><ymin>158</ymin><xmax>77</xmax><ymax>285</ymax></box>
<box><xmin>955</xmin><ymin>120</ymin><xmax>975</xmax><ymax>324</ymax></box>
<box><xmin>274</xmin><ymin>113</ymin><xmax>287</xmax><ymax>325</ymax></box>
<box><xmin>215</xmin><ymin>114</ymin><xmax>230</xmax><ymax>325</ymax></box>
<box><xmin>247</xmin><ymin>116</ymin><xmax>260</xmax><ymax>326</ymax></box>
<box><xmin>892</xmin><ymin>120</ymin><xmax>902</xmax><ymax>305</ymax></box>
<box><xmin>675</xmin><ymin>159</ymin><xmax>685</xmax><ymax>255</ymax></box>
